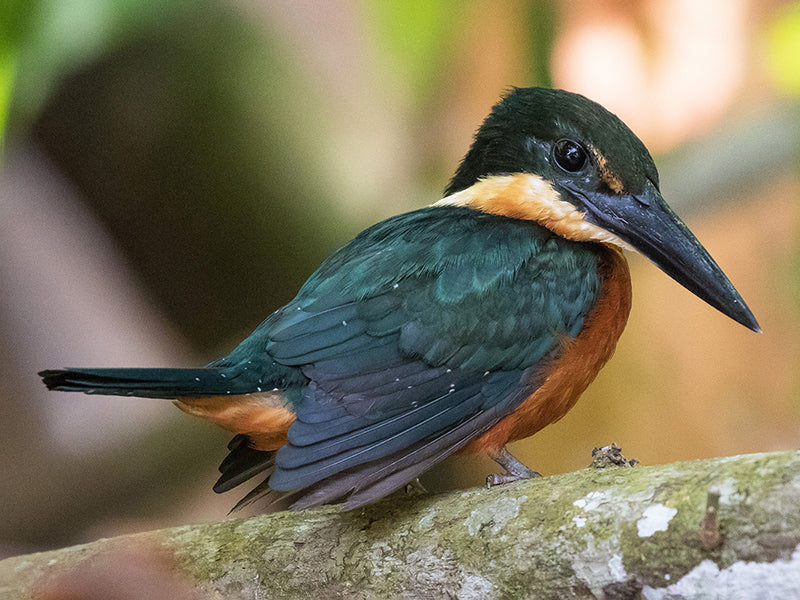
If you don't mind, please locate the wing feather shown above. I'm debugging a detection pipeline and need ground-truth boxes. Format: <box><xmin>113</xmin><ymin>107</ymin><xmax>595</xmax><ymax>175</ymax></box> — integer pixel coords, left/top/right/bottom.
<box><xmin>216</xmin><ymin>207</ymin><xmax>601</xmax><ymax>507</ymax></box>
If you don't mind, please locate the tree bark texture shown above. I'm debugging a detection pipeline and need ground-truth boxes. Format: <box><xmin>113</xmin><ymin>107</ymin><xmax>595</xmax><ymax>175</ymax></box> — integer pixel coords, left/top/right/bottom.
<box><xmin>2</xmin><ymin>450</ymin><xmax>800</xmax><ymax>599</ymax></box>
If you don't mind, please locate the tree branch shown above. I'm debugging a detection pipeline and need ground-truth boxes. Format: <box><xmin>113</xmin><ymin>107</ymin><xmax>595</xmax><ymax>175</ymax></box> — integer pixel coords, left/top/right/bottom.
<box><xmin>3</xmin><ymin>450</ymin><xmax>800</xmax><ymax>599</ymax></box>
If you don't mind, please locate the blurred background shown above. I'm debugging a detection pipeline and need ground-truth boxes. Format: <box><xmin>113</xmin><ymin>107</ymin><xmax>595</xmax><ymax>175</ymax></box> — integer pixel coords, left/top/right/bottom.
<box><xmin>1</xmin><ymin>0</ymin><xmax>798</xmax><ymax>557</ymax></box>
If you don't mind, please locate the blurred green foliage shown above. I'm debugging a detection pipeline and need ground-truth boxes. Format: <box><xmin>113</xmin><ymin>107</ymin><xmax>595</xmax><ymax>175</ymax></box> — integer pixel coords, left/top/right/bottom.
<box><xmin>524</xmin><ymin>1</ymin><xmax>555</xmax><ymax>88</ymax></box>
<box><xmin>32</xmin><ymin>4</ymin><xmax>355</xmax><ymax>352</ymax></box>
<box><xmin>0</xmin><ymin>0</ymin><xmax>35</xmax><ymax>146</ymax></box>
<box><xmin>767</xmin><ymin>1</ymin><xmax>800</xmax><ymax>97</ymax></box>
<box><xmin>364</xmin><ymin>1</ymin><xmax>460</xmax><ymax>102</ymax></box>
<box><xmin>4</xmin><ymin>0</ymin><xmax>196</xmax><ymax>139</ymax></box>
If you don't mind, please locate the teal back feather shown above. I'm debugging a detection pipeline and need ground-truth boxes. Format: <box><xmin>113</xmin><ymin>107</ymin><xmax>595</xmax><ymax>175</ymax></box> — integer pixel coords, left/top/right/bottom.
<box><xmin>263</xmin><ymin>206</ymin><xmax>601</xmax><ymax>373</ymax></box>
<box><xmin>206</xmin><ymin>206</ymin><xmax>604</xmax><ymax>507</ymax></box>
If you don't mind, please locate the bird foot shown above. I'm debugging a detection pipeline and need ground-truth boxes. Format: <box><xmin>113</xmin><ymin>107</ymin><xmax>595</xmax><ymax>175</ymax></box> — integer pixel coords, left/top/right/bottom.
<box><xmin>486</xmin><ymin>472</ymin><xmax>541</xmax><ymax>487</ymax></box>
<box><xmin>486</xmin><ymin>447</ymin><xmax>541</xmax><ymax>489</ymax></box>
<box><xmin>404</xmin><ymin>478</ymin><xmax>428</xmax><ymax>497</ymax></box>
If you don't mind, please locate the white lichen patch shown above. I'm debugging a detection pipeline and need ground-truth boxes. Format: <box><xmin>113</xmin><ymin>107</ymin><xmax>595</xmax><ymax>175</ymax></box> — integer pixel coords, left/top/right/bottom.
<box><xmin>573</xmin><ymin>489</ymin><xmax>614</xmax><ymax>511</ymax></box>
<box><xmin>416</xmin><ymin>509</ymin><xmax>436</xmax><ymax>531</ymax></box>
<box><xmin>637</xmin><ymin>504</ymin><xmax>677</xmax><ymax>537</ymax></box>
<box><xmin>571</xmin><ymin>488</ymin><xmax>655</xmax><ymax>530</ymax></box>
<box><xmin>464</xmin><ymin>495</ymin><xmax>527</xmax><ymax>536</ymax></box>
<box><xmin>713</xmin><ymin>478</ymin><xmax>745</xmax><ymax>506</ymax></box>
<box><xmin>456</xmin><ymin>573</ymin><xmax>498</xmax><ymax>600</ymax></box>
<box><xmin>642</xmin><ymin>544</ymin><xmax>800</xmax><ymax>600</ymax></box>
<box><xmin>572</xmin><ymin>536</ymin><xmax>628</xmax><ymax>597</ymax></box>
<box><xmin>382</xmin><ymin>546</ymin><xmax>498</xmax><ymax>599</ymax></box>
<box><xmin>14</xmin><ymin>559</ymin><xmax>34</xmax><ymax>572</ymax></box>
<box><xmin>607</xmin><ymin>553</ymin><xmax>626</xmax><ymax>580</ymax></box>
<box><xmin>366</xmin><ymin>541</ymin><xmax>402</xmax><ymax>578</ymax></box>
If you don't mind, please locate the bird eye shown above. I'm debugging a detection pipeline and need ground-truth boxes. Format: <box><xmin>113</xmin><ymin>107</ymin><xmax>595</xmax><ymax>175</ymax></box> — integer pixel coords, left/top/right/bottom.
<box><xmin>553</xmin><ymin>139</ymin><xmax>587</xmax><ymax>173</ymax></box>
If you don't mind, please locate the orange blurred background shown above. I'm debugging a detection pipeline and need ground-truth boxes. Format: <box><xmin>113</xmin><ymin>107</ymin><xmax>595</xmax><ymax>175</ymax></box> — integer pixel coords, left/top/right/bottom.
<box><xmin>1</xmin><ymin>0</ymin><xmax>798</xmax><ymax>556</ymax></box>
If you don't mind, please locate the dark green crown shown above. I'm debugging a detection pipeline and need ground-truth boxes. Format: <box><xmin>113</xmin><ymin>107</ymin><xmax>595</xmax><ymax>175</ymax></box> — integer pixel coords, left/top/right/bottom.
<box><xmin>445</xmin><ymin>87</ymin><xmax>658</xmax><ymax>197</ymax></box>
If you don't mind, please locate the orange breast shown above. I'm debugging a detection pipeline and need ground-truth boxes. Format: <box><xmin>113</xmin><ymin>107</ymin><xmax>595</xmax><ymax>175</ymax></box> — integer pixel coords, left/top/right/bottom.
<box><xmin>462</xmin><ymin>244</ymin><xmax>632</xmax><ymax>455</ymax></box>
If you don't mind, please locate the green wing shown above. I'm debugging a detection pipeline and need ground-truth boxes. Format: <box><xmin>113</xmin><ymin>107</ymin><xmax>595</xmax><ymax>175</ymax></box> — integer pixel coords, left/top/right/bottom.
<box><xmin>227</xmin><ymin>206</ymin><xmax>601</xmax><ymax>508</ymax></box>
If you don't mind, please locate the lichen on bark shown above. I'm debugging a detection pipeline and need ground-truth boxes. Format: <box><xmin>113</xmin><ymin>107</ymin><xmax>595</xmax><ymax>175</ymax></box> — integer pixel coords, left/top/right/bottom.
<box><xmin>2</xmin><ymin>450</ymin><xmax>800</xmax><ymax>599</ymax></box>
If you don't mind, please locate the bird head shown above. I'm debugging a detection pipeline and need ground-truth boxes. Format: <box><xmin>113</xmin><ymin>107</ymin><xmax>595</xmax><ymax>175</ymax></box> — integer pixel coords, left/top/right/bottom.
<box><xmin>440</xmin><ymin>87</ymin><xmax>759</xmax><ymax>332</ymax></box>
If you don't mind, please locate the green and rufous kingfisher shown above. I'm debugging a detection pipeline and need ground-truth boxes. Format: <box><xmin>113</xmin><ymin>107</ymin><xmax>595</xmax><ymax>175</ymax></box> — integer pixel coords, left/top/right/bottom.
<box><xmin>40</xmin><ymin>87</ymin><xmax>760</xmax><ymax>510</ymax></box>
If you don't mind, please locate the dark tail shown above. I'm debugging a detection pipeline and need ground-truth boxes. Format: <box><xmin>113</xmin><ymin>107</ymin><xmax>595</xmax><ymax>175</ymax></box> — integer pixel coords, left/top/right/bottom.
<box><xmin>39</xmin><ymin>367</ymin><xmax>256</xmax><ymax>398</ymax></box>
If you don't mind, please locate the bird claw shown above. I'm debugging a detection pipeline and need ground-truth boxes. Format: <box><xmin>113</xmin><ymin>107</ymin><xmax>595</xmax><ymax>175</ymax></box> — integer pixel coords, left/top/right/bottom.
<box><xmin>486</xmin><ymin>470</ymin><xmax>541</xmax><ymax>489</ymax></box>
<box><xmin>486</xmin><ymin>446</ymin><xmax>542</xmax><ymax>488</ymax></box>
<box><xmin>404</xmin><ymin>478</ymin><xmax>428</xmax><ymax>497</ymax></box>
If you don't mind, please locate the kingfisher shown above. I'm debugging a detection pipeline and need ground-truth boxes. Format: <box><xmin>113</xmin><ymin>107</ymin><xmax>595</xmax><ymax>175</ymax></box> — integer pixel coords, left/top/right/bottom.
<box><xmin>40</xmin><ymin>87</ymin><xmax>759</xmax><ymax>511</ymax></box>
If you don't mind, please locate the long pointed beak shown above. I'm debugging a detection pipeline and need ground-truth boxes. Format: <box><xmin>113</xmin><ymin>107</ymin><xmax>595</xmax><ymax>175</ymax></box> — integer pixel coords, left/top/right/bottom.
<box><xmin>578</xmin><ymin>178</ymin><xmax>760</xmax><ymax>332</ymax></box>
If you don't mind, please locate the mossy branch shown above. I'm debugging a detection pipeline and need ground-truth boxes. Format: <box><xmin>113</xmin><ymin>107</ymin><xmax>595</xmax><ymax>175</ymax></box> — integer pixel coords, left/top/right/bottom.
<box><xmin>3</xmin><ymin>450</ymin><xmax>800</xmax><ymax>599</ymax></box>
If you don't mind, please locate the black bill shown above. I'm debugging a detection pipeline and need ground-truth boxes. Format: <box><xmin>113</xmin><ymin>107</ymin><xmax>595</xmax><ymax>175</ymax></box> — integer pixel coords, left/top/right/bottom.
<box><xmin>576</xmin><ymin>178</ymin><xmax>760</xmax><ymax>332</ymax></box>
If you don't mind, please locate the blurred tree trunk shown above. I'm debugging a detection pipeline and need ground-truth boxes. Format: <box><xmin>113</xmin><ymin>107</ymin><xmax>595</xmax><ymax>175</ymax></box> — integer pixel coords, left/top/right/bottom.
<box><xmin>2</xmin><ymin>450</ymin><xmax>799</xmax><ymax>599</ymax></box>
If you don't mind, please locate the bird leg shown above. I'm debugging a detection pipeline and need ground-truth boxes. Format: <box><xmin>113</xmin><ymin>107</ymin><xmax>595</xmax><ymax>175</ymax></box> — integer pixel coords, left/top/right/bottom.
<box><xmin>404</xmin><ymin>478</ymin><xmax>428</xmax><ymax>497</ymax></box>
<box><xmin>486</xmin><ymin>446</ymin><xmax>541</xmax><ymax>488</ymax></box>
